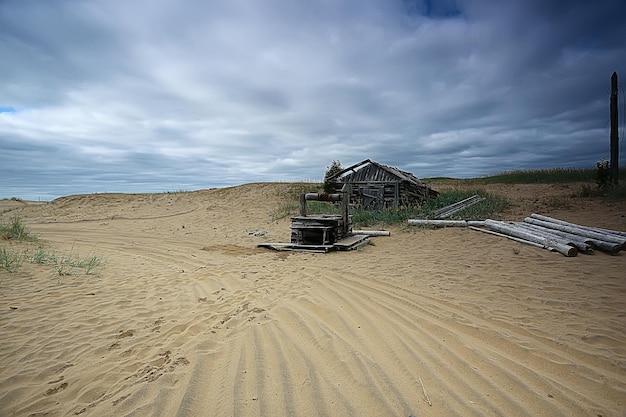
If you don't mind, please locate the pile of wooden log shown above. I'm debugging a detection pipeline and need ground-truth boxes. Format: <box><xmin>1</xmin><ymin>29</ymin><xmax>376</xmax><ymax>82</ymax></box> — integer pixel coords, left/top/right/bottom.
<box><xmin>408</xmin><ymin>213</ymin><xmax>626</xmax><ymax>257</ymax></box>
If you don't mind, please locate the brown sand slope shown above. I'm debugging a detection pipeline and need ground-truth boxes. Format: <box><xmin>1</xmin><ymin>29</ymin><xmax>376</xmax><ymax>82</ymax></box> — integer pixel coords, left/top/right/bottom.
<box><xmin>1</xmin><ymin>182</ymin><xmax>625</xmax><ymax>416</ymax></box>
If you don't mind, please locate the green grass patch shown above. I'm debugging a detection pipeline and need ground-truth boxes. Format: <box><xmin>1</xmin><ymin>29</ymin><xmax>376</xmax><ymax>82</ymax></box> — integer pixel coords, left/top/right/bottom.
<box><xmin>0</xmin><ymin>216</ymin><xmax>37</xmax><ymax>241</ymax></box>
<box><xmin>0</xmin><ymin>245</ymin><xmax>104</xmax><ymax>276</ymax></box>
<box><xmin>416</xmin><ymin>189</ymin><xmax>510</xmax><ymax>220</ymax></box>
<box><xmin>481</xmin><ymin>167</ymin><xmax>596</xmax><ymax>184</ymax></box>
<box><xmin>270</xmin><ymin>183</ymin><xmax>324</xmax><ymax>220</ymax></box>
<box><xmin>31</xmin><ymin>247</ymin><xmax>103</xmax><ymax>276</ymax></box>
<box><xmin>271</xmin><ymin>187</ymin><xmax>509</xmax><ymax>227</ymax></box>
<box><xmin>352</xmin><ymin>189</ymin><xmax>509</xmax><ymax>227</ymax></box>
<box><xmin>0</xmin><ymin>218</ymin><xmax>103</xmax><ymax>276</ymax></box>
<box><xmin>270</xmin><ymin>201</ymin><xmax>300</xmax><ymax>221</ymax></box>
<box><xmin>477</xmin><ymin>167</ymin><xmax>626</xmax><ymax>185</ymax></box>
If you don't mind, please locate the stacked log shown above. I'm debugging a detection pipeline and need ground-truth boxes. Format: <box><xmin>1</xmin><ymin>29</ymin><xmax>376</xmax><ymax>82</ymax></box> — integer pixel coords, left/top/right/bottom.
<box><xmin>482</xmin><ymin>219</ymin><xmax>578</xmax><ymax>257</ymax></box>
<box><xmin>408</xmin><ymin>213</ymin><xmax>625</xmax><ymax>257</ymax></box>
<box><xmin>480</xmin><ymin>215</ymin><xmax>624</xmax><ymax>257</ymax></box>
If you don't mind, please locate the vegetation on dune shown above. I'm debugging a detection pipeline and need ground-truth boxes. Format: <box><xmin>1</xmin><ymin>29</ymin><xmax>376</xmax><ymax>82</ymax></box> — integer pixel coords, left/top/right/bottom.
<box><xmin>271</xmin><ymin>166</ymin><xmax>625</xmax><ymax>228</ymax></box>
<box><xmin>270</xmin><ymin>182</ymin><xmax>323</xmax><ymax>221</ymax></box>
<box><xmin>481</xmin><ymin>167</ymin><xmax>626</xmax><ymax>199</ymax></box>
<box><xmin>269</xmin><ymin>186</ymin><xmax>508</xmax><ymax>227</ymax></box>
<box><xmin>350</xmin><ymin>189</ymin><xmax>509</xmax><ymax>227</ymax></box>
<box><xmin>0</xmin><ymin>247</ymin><xmax>23</xmax><ymax>273</ymax></box>
<box><xmin>480</xmin><ymin>167</ymin><xmax>597</xmax><ymax>184</ymax></box>
<box><xmin>0</xmin><ymin>216</ymin><xmax>37</xmax><ymax>241</ymax></box>
<box><xmin>0</xmin><ymin>217</ymin><xmax>103</xmax><ymax>275</ymax></box>
<box><xmin>31</xmin><ymin>247</ymin><xmax>103</xmax><ymax>276</ymax></box>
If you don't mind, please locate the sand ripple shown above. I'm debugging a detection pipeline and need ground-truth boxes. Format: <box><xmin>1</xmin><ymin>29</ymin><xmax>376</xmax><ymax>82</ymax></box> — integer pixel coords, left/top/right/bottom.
<box><xmin>1</xmin><ymin>183</ymin><xmax>625</xmax><ymax>416</ymax></box>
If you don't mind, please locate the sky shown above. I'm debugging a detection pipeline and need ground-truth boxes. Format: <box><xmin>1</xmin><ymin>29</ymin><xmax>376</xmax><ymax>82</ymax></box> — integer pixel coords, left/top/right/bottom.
<box><xmin>1</xmin><ymin>0</ymin><xmax>626</xmax><ymax>200</ymax></box>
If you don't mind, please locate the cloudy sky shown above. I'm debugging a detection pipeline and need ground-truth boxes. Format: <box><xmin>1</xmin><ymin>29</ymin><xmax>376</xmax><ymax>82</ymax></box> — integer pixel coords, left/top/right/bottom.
<box><xmin>1</xmin><ymin>0</ymin><xmax>625</xmax><ymax>200</ymax></box>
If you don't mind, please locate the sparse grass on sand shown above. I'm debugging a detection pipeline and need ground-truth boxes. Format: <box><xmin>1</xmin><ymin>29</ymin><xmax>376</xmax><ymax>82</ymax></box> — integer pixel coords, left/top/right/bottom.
<box><xmin>31</xmin><ymin>247</ymin><xmax>103</xmax><ymax>276</ymax></box>
<box><xmin>0</xmin><ymin>217</ymin><xmax>103</xmax><ymax>275</ymax></box>
<box><xmin>0</xmin><ymin>216</ymin><xmax>37</xmax><ymax>241</ymax></box>
<box><xmin>0</xmin><ymin>247</ymin><xmax>23</xmax><ymax>274</ymax></box>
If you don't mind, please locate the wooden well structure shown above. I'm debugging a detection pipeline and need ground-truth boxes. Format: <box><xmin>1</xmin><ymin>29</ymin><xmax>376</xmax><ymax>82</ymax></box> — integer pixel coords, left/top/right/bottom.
<box><xmin>291</xmin><ymin>186</ymin><xmax>352</xmax><ymax>246</ymax></box>
<box><xmin>259</xmin><ymin>184</ymin><xmax>369</xmax><ymax>252</ymax></box>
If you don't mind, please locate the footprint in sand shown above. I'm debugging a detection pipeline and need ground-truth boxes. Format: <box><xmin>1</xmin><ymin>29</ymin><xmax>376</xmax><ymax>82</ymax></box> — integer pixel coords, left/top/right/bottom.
<box><xmin>46</xmin><ymin>382</ymin><xmax>68</xmax><ymax>395</ymax></box>
<box><xmin>116</xmin><ymin>329</ymin><xmax>134</xmax><ymax>339</ymax></box>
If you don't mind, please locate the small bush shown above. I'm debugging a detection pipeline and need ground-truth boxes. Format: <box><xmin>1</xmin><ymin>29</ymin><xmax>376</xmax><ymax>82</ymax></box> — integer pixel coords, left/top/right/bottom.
<box><xmin>323</xmin><ymin>160</ymin><xmax>343</xmax><ymax>193</ymax></box>
<box><xmin>595</xmin><ymin>159</ymin><xmax>611</xmax><ymax>190</ymax></box>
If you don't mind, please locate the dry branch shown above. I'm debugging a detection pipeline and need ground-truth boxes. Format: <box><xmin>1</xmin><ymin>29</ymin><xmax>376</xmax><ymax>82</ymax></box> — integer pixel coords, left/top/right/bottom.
<box><xmin>418</xmin><ymin>376</ymin><xmax>432</xmax><ymax>406</ymax></box>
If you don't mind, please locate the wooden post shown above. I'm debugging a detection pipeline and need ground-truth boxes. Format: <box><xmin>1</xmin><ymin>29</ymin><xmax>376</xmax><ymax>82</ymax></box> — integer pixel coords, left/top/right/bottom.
<box><xmin>394</xmin><ymin>180</ymin><xmax>399</xmax><ymax>209</ymax></box>
<box><xmin>341</xmin><ymin>184</ymin><xmax>350</xmax><ymax>236</ymax></box>
<box><xmin>299</xmin><ymin>193</ymin><xmax>307</xmax><ymax>217</ymax></box>
<box><xmin>610</xmin><ymin>71</ymin><xmax>619</xmax><ymax>185</ymax></box>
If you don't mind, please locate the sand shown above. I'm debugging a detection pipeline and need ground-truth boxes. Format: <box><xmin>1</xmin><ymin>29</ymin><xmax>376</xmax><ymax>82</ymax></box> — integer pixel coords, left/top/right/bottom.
<box><xmin>1</xmin><ymin>181</ymin><xmax>625</xmax><ymax>416</ymax></box>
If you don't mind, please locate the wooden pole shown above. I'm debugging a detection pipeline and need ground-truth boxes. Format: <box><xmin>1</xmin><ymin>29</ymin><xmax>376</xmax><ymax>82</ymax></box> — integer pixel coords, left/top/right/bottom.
<box><xmin>517</xmin><ymin>223</ymin><xmax>594</xmax><ymax>253</ymax></box>
<box><xmin>432</xmin><ymin>195</ymin><xmax>484</xmax><ymax>219</ymax></box>
<box><xmin>527</xmin><ymin>215</ymin><xmax>626</xmax><ymax>248</ymax></box>
<box><xmin>352</xmin><ymin>230</ymin><xmax>391</xmax><ymax>236</ymax></box>
<box><xmin>469</xmin><ymin>226</ymin><xmax>550</xmax><ymax>250</ymax></box>
<box><xmin>529</xmin><ymin>213</ymin><xmax>626</xmax><ymax>237</ymax></box>
<box><xmin>408</xmin><ymin>219</ymin><xmax>486</xmax><ymax>227</ymax></box>
<box><xmin>610</xmin><ymin>71</ymin><xmax>619</xmax><ymax>185</ymax></box>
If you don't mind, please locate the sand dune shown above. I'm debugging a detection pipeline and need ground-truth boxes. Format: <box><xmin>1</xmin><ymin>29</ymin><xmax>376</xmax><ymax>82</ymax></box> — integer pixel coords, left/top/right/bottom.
<box><xmin>1</xmin><ymin>182</ymin><xmax>625</xmax><ymax>416</ymax></box>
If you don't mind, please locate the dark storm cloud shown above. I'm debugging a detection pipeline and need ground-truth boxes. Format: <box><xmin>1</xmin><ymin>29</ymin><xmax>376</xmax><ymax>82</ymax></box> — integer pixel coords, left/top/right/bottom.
<box><xmin>1</xmin><ymin>0</ymin><xmax>625</xmax><ymax>199</ymax></box>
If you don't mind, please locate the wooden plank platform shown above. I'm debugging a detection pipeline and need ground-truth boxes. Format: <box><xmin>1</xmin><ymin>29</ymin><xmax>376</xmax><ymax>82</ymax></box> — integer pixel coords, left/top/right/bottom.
<box><xmin>333</xmin><ymin>235</ymin><xmax>370</xmax><ymax>250</ymax></box>
<box><xmin>257</xmin><ymin>243</ymin><xmax>333</xmax><ymax>253</ymax></box>
<box><xmin>258</xmin><ymin>234</ymin><xmax>369</xmax><ymax>253</ymax></box>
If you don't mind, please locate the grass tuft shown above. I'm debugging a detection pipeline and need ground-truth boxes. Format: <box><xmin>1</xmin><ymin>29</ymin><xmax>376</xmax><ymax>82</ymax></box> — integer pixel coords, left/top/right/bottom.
<box><xmin>0</xmin><ymin>246</ymin><xmax>106</xmax><ymax>276</ymax></box>
<box><xmin>0</xmin><ymin>248</ymin><xmax>23</xmax><ymax>273</ymax></box>
<box><xmin>31</xmin><ymin>247</ymin><xmax>104</xmax><ymax>276</ymax></box>
<box><xmin>0</xmin><ymin>216</ymin><xmax>37</xmax><ymax>241</ymax></box>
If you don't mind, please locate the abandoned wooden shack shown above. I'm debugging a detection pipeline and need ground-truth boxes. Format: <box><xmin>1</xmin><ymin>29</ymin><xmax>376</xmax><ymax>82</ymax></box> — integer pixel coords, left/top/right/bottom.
<box><xmin>327</xmin><ymin>159</ymin><xmax>439</xmax><ymax>210</ymax></box>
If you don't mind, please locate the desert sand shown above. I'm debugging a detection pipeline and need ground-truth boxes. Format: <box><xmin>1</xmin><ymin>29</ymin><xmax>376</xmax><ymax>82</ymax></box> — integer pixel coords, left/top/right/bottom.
<box><xmin>1</xmin><ymin>181</ymin><xmax>625</xmax><ymax>417</ymax></box>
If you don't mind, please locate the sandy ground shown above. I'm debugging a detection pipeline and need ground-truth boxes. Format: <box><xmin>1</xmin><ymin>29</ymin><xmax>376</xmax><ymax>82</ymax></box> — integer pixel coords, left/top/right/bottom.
<box><xmin>1</xmin><ymin>181</ymin><xmax>625</xmax><ymax>417</ymax></box>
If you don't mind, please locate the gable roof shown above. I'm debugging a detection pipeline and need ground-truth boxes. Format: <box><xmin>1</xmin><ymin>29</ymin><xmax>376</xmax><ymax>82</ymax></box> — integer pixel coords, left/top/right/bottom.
<box><xmin>328</xmin><ymin>159</ymin><xmax>428</xmax><ymax>186</ymax></box>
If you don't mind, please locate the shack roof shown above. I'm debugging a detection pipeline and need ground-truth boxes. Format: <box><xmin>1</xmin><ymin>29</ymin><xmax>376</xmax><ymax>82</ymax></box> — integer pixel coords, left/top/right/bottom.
<box><xmin>329</xmin><ymin>159</ymin><xmax>430</xmax><ymax>186</ymax></box>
